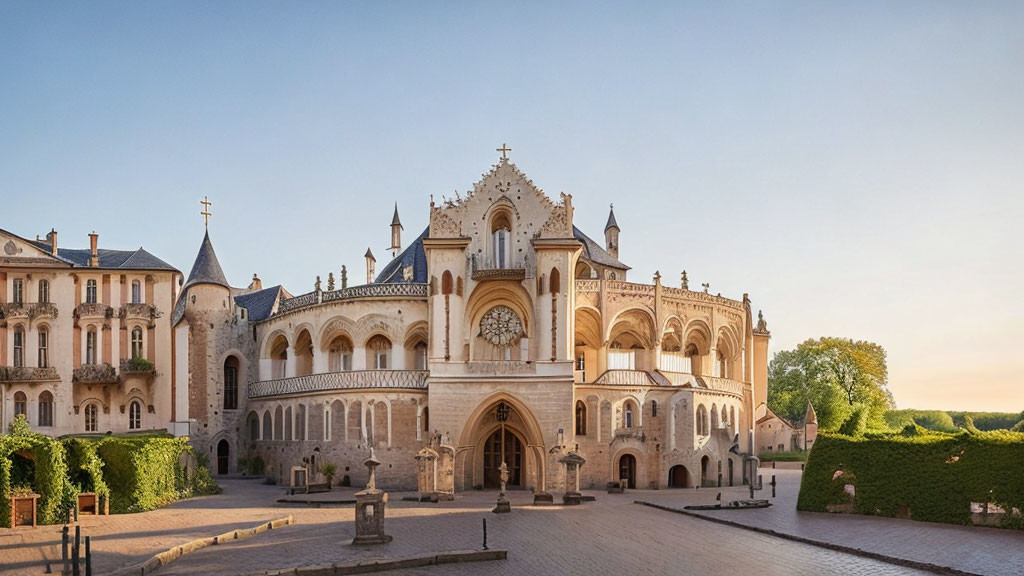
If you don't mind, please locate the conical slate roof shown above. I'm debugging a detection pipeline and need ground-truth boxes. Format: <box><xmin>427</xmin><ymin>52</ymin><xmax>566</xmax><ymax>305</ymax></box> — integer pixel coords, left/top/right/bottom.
<box><xmin>605</xmin><ymin>204</ymin><xmax>619</xmax><ymax>231</ymax></box>
<box><xmin>184</xmin><ymin>231</ymin><xmax>230</xmax><ymax>290</ymax></box>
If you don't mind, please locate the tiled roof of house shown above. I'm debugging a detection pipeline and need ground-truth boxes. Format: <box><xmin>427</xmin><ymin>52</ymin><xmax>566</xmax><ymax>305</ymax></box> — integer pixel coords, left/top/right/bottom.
<box><xmin>573</xmin><ymin>226</ymin><xmax>629</xmax><ymax>270</ymax></box>
<box><xmin>376</xmin><ymin>227</ymin><xmax>429</xmax><ymax>284</ymax></box>
<box><xmin>233</xmin><ymin>285</ymin><xmax>283</xmax><ymax>322</ymax></box>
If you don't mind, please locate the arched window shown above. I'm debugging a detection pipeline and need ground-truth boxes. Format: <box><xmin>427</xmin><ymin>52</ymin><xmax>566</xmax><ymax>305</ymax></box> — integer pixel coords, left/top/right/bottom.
<box><xmin>84</xmin><ymin>403</ymin><xmax>98</xmax><ymax>432</ymax></box>
<box><xmin>324</xmin><ymin>406</ymin><xmax>331</xmax><ymax>441</ymax></box>
<box><xmin>86</xmin><ymin>279</ymin><xmax>97</xmax><ymax>304</ymax></box>
<box><xmin>14</xmin><ymin>391</ymin><xmax>27</xmax><ymax>418</ymax></box>
<box><xmin>575</xmin><ymin>400</ymin><xmax>587</xmax><ymax>435</ymax></box>
<box><xmin>131</xmin><ymin>327</ymin><xmax>144</xmax><ymax>359</ymax></box>
<box><xmin>38</xmin><ymin>279</ymin><xmax>49</xmax><ymax>303</ymax></box>
<box><xmin>624</xmin><ymin>400</ymin><xmax>636</xmax><ymax>428</ymax></box>
<box><xmin>721</xmin><ymin>405</ymin><xmax>728</xmax><ymax>426</ymax></box>
<box><xmin>422</xmin><ymin>406</ymin><xmax>429</xmax><ymax>432</ymax></box>
<box><xmin>129</xmin><ymin>400</ymin><xmax>141</xmax><ymax>430</ymax></box>
<box><xmin>441</xmin><ymin>271</ymin><xmax>453</xmax><ymax>295</ymax></box>
<box><xmin>86</xmin><ymin>328</ymin><xmax>97</xmax><ymax>364</ymax></box>
<box><xmin>328</xmin><ymin>335</ymin><xmax>353</xmax><ymax>371</ymax></box>
<box><xmin>13</xmin><ymin>326</ymin><xmax>24</xmax><ymax>367</ymax></box>
<box><xmin>38</xmin><ymin>391</ymin><xmax>54</xmax><ymax>427</ymax></box>
<box><xmin>12</xmin><ymin>278</ymin><xmax>24</xmax><ymax>304</ymax></box>
<box><xmin>269</xmin><ymin>335</ymin><xmax>288</xmax><ymax>378</ymax></box>
<box><xmin>250</xmin><ymin>412</ymin><xmax>261</xmax><ymax>441</ymax></box>
<box><xmin>263</xmin><ymin>411</ymin><xmax>272</xmax><ymax>440</ymax></box>
<box><xmin>730</xmin><ymin>406</ymin><xmax>736</xmax><ymax>428</ymax></box>
<box><xmin>697</xmin><ymin>405</ymin><xmax>708</xmax><ymax>436</ymax></box>
<box><xmin>490</xmin><ymin>213</ymin><xmax>512</xmax><ymax>269</ymax></box>
<box><xmin>413</xmin><ymin>341</ymin><xmax>427</xmax><ymax>370</ymax></box>
<box><xmin>37</xmin><ymin>328</ymin><xmax>49</xmax><ymax>368</ymax></box>
<box><xmin>652</xmin><ymin>400</ymin><xmax>658</xmax><ymax>418</ymax></box>
<box><xmin>711</xmin><ymin>404</ymin><xmax>719</xmax><ymax>430</ymax></box>
<box><xmin>367</xmin><ymin>335</ymin><xmax>391</xmax><ymax>370</ymax></box>
<box><xmin>223</xmin><ymin>356</ymin><xmax>239</xmax><ymax>410</ymax></box>
<box><xmin>131</xmin><ymin>280</ymin><xmax>141</xmax><ymax>304</ymax></box>
<box><xmin>549</xmin><ymin>268</ymin><xmax>560</xmax><ymax>294</ymax></box>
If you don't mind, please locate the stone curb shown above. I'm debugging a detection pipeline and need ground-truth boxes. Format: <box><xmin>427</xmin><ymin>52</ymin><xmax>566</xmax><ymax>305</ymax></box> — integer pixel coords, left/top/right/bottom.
<box><xmin>634</xmin><ymin>501</ymin><xmax>979</xmax><ymax>576</ymax></box>
<box><xmin>245</xmin><ymin>549</ymin><xmax>508</xmax><ymax>576</ymax></box>
<box><xmin>106</xmin><ymin>515</ymin><xmax>294</xmax><ymax>576</ymax></box>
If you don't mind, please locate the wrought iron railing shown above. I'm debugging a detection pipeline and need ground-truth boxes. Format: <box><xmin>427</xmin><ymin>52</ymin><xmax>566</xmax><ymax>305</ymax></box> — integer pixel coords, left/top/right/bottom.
<box><xmin>248</xmin><ymin>369</ymin><xmax>429</xmax><ymax>398</ymax></box>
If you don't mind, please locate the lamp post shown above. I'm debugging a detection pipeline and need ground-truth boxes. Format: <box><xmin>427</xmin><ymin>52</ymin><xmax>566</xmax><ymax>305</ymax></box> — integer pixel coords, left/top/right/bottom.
<box><xmin>493</xmin><ymin>401</ymin><xmax>512</xmax><ymax>513</ymax></box>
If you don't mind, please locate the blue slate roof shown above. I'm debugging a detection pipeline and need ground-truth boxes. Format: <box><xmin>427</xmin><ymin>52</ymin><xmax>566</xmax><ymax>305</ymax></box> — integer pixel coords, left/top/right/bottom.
<box><xmin>233</xmin><ymin>286</ymin><xmax>283</xmax><ymax>322</ymax></box>
<box><xmin>375</xmin><ymin>227</ymin><xmax>428</xmax><ymax>284</ymax></box>
<box><xmin>573</xmin><ymin>226</ymin><xmax>629</xmax><ymax>270</ymax></box>
<box><xmin>26</xmin><ymin>242</ymin><xmax>177</xmax><ymax>271</ymax></box>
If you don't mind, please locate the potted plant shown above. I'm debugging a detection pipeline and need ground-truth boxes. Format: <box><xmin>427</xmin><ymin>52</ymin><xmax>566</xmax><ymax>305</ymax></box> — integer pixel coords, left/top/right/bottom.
<box><xmin>11</xmin><ymin>486</ymin><xmax>39</xmax><ymax>528</ymax></box>
<box><xmin>320</xmin><ymin>462</ymin><xmax>338</xmax><ymax>490</ymax></box>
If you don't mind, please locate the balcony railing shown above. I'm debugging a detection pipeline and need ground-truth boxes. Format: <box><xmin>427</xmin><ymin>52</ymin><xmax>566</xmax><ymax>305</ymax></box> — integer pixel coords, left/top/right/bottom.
<box><xmin>120</xmin><ymin>303</ymin><xmax>158</xmax><ymax>322</ymax></box>
<box><xmin>0</xmin><ymin>366</ymin><xmax>60</xmax><ymax>383</ymax></box>
<box><xmin>701</xmin><ymin>376</ymin><xmax>745</xmax><ymax>396</ymax></box>
<box><xmin>470</xmin><ymin>254</ymin><xmax>528</xmax><ymax>282</ymax></box>
<box><xmin>248</xmin><ymin>369</ymin><xmax>429</xmax><ymax>398</ymax></box>
<box><xmin>0</xmin><ymin>302</ymin><xmax>58</xmax><ymax>321</ymax></box>
<box><xmin>73</xmin><ymin>363</ymin><xmax>118</xmax><ymax>385</ymax></box>
<box><xmin>592</xmin><ymin>370</ymin><xmax>658</xmax><ymax>387</ymax></box>
<box><xmin>120</xmin><ymin>358</ymin><xmax>156</xmax><ymax>378</ymax></box>
<box><xmin>276</xmin><ymin>283</ymin><xmax>428</xmax><ymax>315</ymax></box>
<box><xmin>75</xmin><ymin>303</ymin><xmax>113</xmax><ymax>319</ymax></box>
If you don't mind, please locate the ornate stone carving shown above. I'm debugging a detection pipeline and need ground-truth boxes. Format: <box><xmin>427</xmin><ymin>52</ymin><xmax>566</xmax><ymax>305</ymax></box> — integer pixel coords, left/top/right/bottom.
<box><xmin>479</xmin><ymin>306</ymin><xmax>523</xmax><ymax>347</ymax></box>
<box><xmin>4</xmin><ymin>240</ymin><xmax>22</xmax><ymax>256</ymax></box>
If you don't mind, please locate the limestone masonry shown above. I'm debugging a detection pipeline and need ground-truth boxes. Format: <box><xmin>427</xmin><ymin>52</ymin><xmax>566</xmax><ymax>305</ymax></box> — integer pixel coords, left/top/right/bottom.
<box><xmin>0</xmin><ymin>153</ymin><xmax>773</xmax><ymax>494</ymax></box>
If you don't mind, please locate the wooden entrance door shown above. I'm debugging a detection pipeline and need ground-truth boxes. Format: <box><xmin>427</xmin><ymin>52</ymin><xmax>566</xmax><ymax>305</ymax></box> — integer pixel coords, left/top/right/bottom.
<box><xmin>483</xmin><ymin>429</ymin><xmax>522</xmax><ymax>488</ymax></box>
<box><xmin>217</xmin><ymin>440</ymin><xmax>229</xmax><ymax>475</ymax></box>
<box><xmin>619</xmin><ymin>454</ymin><xmax>636</xmax><ymax>489</ymax></box>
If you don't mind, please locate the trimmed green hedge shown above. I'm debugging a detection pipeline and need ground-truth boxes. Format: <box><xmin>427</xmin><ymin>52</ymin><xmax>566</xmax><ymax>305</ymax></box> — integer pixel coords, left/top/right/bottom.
<box><xmin>1</xmin><ymin>420</ymin><xmax>219</xmax><ymax>526</ymax></box>
<box><xmin>759</xmin><ymin>450</ymin><xmax>808</xmax><ymax>462</ymax></box>
<box><xmin>797</xmin><ymin>430</ymin><xmax>1024</xmax><ymax>528</ymax></box>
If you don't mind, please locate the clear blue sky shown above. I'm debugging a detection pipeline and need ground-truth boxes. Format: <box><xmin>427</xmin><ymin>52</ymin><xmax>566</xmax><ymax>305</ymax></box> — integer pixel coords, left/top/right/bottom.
<box><xmin>2</xmin><ymin>2</ymin><xmax>1022</xmax><ymax>411</ymax></box>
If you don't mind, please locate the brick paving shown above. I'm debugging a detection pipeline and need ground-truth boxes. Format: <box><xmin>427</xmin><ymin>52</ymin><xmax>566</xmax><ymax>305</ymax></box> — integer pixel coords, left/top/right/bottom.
<box><xmin>636</xmin><ymin>468</ymin><xmax>1024</xmax><ymax>576</ymax></box>
<box><xmin>0</xmin><ymin>474</ymin><xmax>1017</xmax><ymax>576</ymax></box>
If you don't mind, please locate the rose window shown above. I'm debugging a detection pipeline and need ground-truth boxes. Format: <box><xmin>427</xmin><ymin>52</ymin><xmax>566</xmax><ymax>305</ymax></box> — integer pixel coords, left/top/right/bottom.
<box><xmin>480</xmin><ymin>306</ymin><xmax>523</xmax><ymax>347</ymax></box>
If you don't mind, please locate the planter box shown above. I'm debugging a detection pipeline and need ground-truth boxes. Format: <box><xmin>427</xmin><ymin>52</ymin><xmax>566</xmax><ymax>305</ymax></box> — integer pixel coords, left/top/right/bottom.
<box><xmin>11</xmin><ymin>494</ymin><xmax>39</xmax><ymax>528</ymax></box>
<box><xmin>78</xmin><ymin>493</ymin><xmax>97</xmax><ymax>516</ymax></box>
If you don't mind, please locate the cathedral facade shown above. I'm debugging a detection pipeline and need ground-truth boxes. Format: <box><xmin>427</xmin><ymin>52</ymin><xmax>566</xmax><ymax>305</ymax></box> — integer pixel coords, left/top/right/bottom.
<box><xmin>2</xmin><ymin>153</ymin><xmax>771</xmax><ymax>495</ymax></box>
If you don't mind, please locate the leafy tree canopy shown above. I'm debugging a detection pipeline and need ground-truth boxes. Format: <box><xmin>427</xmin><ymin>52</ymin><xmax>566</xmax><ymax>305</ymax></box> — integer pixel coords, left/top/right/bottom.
<box><xmin>768</xmin><ymin>337</ymin><xmax>893</xmax><ymax>431</ymax></box>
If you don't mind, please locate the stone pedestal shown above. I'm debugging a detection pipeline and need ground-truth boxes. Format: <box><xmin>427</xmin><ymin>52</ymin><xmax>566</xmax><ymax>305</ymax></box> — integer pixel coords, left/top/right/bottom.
<box><xmin>532</xmin><ymin>492</ymin><xmax>554</xmax><ymax>504</ymax></box>
<box><xmin>559</xmin><ymin>451</ymin><xmax>586</xmax><ymax>506</ymax></box>
<box><xmin>352</xmin><ymin>490</ymin><xmax>392</xmax><ymax>545</ymax></box>
<box><xmin>351</xmin><ymin>448</ymin><xmax>392</xmax><ymax>545</ymax></box>
<box><xmin>492</xmin><ymin>461</ymin><xmax>511</xmax><ymax>514</ymax></box>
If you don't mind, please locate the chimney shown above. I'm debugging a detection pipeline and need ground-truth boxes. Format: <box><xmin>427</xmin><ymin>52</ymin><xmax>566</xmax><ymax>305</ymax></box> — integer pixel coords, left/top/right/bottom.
<box><xmin>365</xmin><ymin>248</ymin><xmax>376</xmax><ymax>284</ymax></box>
<box><xmin>47</xmin><ymin>229</ymin><xmax>58</xmax><ymax>255</ymax></box>
<box><xmin>89</xmin><ymin>232</ymin><xmax>99</xmax><ymax>267</ymax></box>
<box><xmin>248</xmin><ymin>273</ymin><xmax>262</xmax><ymax>291</ymax></box>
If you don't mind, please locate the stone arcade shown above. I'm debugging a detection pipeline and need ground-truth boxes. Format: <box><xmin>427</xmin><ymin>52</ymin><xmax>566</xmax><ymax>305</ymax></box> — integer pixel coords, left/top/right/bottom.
<box><xmin>2</xmin><ymin>149</ymin><xmax>773</xmax><ymax>498</ymax></box>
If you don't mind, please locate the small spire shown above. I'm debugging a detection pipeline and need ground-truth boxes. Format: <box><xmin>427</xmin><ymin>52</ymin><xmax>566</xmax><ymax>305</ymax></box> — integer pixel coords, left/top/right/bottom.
<box><xmin>364</xmin><ymin>248</ymin><xmax>375</xmax><ymax>260</ymax></box>
<box><xmin>681</xmin><ymin>270</ymin><xmax>689</xmax><ymax>290</ymax></box>
<box><xmin>391</xmin><ymin>203</ymin><xmax>403</xmax><ymax>229</ymax></box>
<box><xmin>604</xmin><ymin>203</ymin><xmax>619</xmax><ymax>231</ymax></box>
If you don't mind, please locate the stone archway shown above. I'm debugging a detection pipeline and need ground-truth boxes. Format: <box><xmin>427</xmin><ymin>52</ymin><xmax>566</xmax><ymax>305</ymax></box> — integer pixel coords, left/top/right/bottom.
<box><xmin>456</xmin><ymin>393</ymin><xmax>546</xmax><ymax>492</ymax></box>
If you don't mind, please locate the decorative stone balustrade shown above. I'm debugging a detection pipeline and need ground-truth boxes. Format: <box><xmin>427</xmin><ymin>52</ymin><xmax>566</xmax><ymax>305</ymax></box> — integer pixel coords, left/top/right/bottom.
<box><xmin>574</xmin><ymin>280</ymin><xmax>600</xmax><ymax>293</ymax></box>
<box><xmin>701</xmin><ymin>376</ymin><xmax>745</xmax><ymax>396</ymax></box>
<box><xmin>120</xmin><ymin>303</ymin><xmax>157</xmax><ymax>322</ymax></box>
<box><xmin>75</xmin><ymin>303</ymin><xmax>113</xmax><ymax>319</ymax></box>
<box><xmin>471</xmin><ymin>268</ymin><xmax>527</xmax><ymax>282</ymax></box>
<box><xmin>120</xmin><ymin>358</ymin><xmax>156</xmax><ymax>378</ymax></box>
<box><xmin>73</xmin><ymin>363</ymin><xmax>118</xmax><ymax>385</ymax></box>
<box><xmin>0</xmin><ymin>302</ymin><xmax>58</xmax><ymax>321</ymax></box>
<box><xmin>573</xmin><ymin>279</ymin><xmax>746</xmax><ymax>311</ymax></box>
<box><xmin>276</xmin><ymin>283</ymin><xmax>428</xmax><ymax>315</ymax></box>
<box><xmin>248</xmin><ymin>369</ymin><xmax>429</xmax><ymax>399</ymax></box>
<box><xmin>592</xmin><ymin>369</ymin><xmax>658</xmax><ymax>387</ymax></box>
<box><xmin>0</xmin><ymin>366</ymin><xmax>60</xmax><ymax>383</ymax></box>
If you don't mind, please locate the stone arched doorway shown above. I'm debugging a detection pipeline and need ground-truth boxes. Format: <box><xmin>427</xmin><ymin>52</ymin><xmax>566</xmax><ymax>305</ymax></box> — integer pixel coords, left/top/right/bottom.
<box><xmin>217</xmin><ymin>439</ymin><xmax>230</xmax><ymax>475</ymax></box>
<box><xmin>668</xmin><ymin>464</ymin><xmax>689</xmax><ymax>488</ymax></box>
<box><xmin>456</xmin><ymin>394</ymin><xmax>546</xmax><ymax>492</ymax></box>
<box><xmin>618</xmin><ymin>454</ymin><xmax>637</xmax><ymax>489</ymax></box>
<box><xmin>700</xmin><ymin>455</ymin><xmax>710</xmax><ymax>487</ymax></box>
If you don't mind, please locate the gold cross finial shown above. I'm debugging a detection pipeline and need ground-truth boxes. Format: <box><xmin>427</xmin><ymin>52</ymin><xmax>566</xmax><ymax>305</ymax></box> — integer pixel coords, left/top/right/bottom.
<box><xmin>200</xmin><ymin>196</ymin><xmax>212</xmax><ymax>228</ymax></box>
<box><xmin>496</xmin><ymin>143</ymin><xmax>511</xmax><ymax>159</ymax></box>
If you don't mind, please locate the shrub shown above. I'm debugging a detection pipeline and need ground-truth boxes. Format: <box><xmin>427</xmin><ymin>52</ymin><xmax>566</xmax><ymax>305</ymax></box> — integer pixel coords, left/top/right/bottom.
<box><xmin>758</xmin><ymin>451</ymin><xmax>808</xmax><ymax>462</ymax></box>
<box><xmin>0</xmin><ymin>431</ymin><xmax>74</xmax><ymax>527</ymax></box>
<box><xmin>837</xmin><ymin>406</ymin><xmax>868</xmax><ymax>437</ymax></box>
<box><xmin>797</xmin><ymin>430</ymin><xmax>1024</xmax><ymax>529</ymax></box>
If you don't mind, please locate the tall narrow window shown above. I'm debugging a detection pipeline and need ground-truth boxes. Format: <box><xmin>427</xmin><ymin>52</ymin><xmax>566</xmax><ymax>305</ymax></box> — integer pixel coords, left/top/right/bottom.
<box><xmin>131</xmin><ymin>280</ymin><xmax>141</xmax><ymax>304</ymax></box>
<box><xmin>38</xmin><ymin>328</ymin><xmax>49</xmax><ymax>368</ymax></box>
<box><xmin>224</xmin><ymin>356</ymin><xmax>239</xmax><ymax>410</ymax></box>
<box><xmin>86</xmin><ymin>279</ymin><xmax>97</xmax><ymax>304</ymax></box>
<box><xmin>38</xmin><ymin>279</ymin><xmax>49</xmax><ymax>303</ymax></box>
<box><xmin>422</xmin><ymin>406</ymin><xmax>429</xmax><ymax>432</ymax></box>
<box><xmin>12</xmin><ymin>278</ymin><xmax>24</xmax><ymax>304</ymax></box>
<box><xmin>38</xmin><ymin>391</ymin><xmax>54</xmax><ymax>427</ymax></box>
<box><xmin>84</xmin><ymin>403</ymin><xmax>98</xmax><ymax>432</ymax></box>
<box><xmin>368</xmin><ymin>336</ymin><xmax>391</xmax><ymax>370</ymax></box>
<box><xmin>414</xmin><ymin>341</ymin><xmax>427</xmax><ymax>370</ymax></box>
<box><xmin>575</xmin><ymin>400</ymin><xmax>587</xmax><ymax>435</ymax></box>
<box><xmin>490</xmin><ymin>213</ymin><xmax>512</xmax><ymax>269</ymax></box>
<box><xmin>624</xmin><ymin>401</ymin><xmax>635</xmax><ymax>428</ymax></box>
<box><xmin>13</xmin><ymin>327</ymin><xmax>24</xmax><ymax>367</ymax></box>
<box><xmin>14</xmin><ymin>392</ymin><xmax>27</xmax><ymax>418</ymax></box>
<box><xmin>86</xmin><ymin>329</ymin><xmax>97</xmax><ymax>364</ymax></box>
<box><xmin>131</xmin><ymin>327</ymin><xmax>143</xmax><ymax>359</ymax></box>
<box><xmin>129</xmin><ymin>401</ymin><xmax>141</xmax><ymax>430</ymax></box>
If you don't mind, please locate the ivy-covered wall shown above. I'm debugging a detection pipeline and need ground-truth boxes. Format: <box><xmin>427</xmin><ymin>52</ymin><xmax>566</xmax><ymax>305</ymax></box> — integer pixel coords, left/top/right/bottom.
<box><xmin>1</xmin><ymin>417</ymin><xmax>219</xmax><ymax>527</ymax></box>
<box><xmin>797</xmin><ymin>430</ymin><xmax>1024</xmax><ymax>528</ymax></box>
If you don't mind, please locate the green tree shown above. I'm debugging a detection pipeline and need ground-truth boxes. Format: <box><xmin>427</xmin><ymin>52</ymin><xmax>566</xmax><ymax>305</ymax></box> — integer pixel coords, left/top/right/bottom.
<box><xmin>768</xmin><ymin>337</ymin><xmax>894</xmax><ymax>431</ymax></box>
